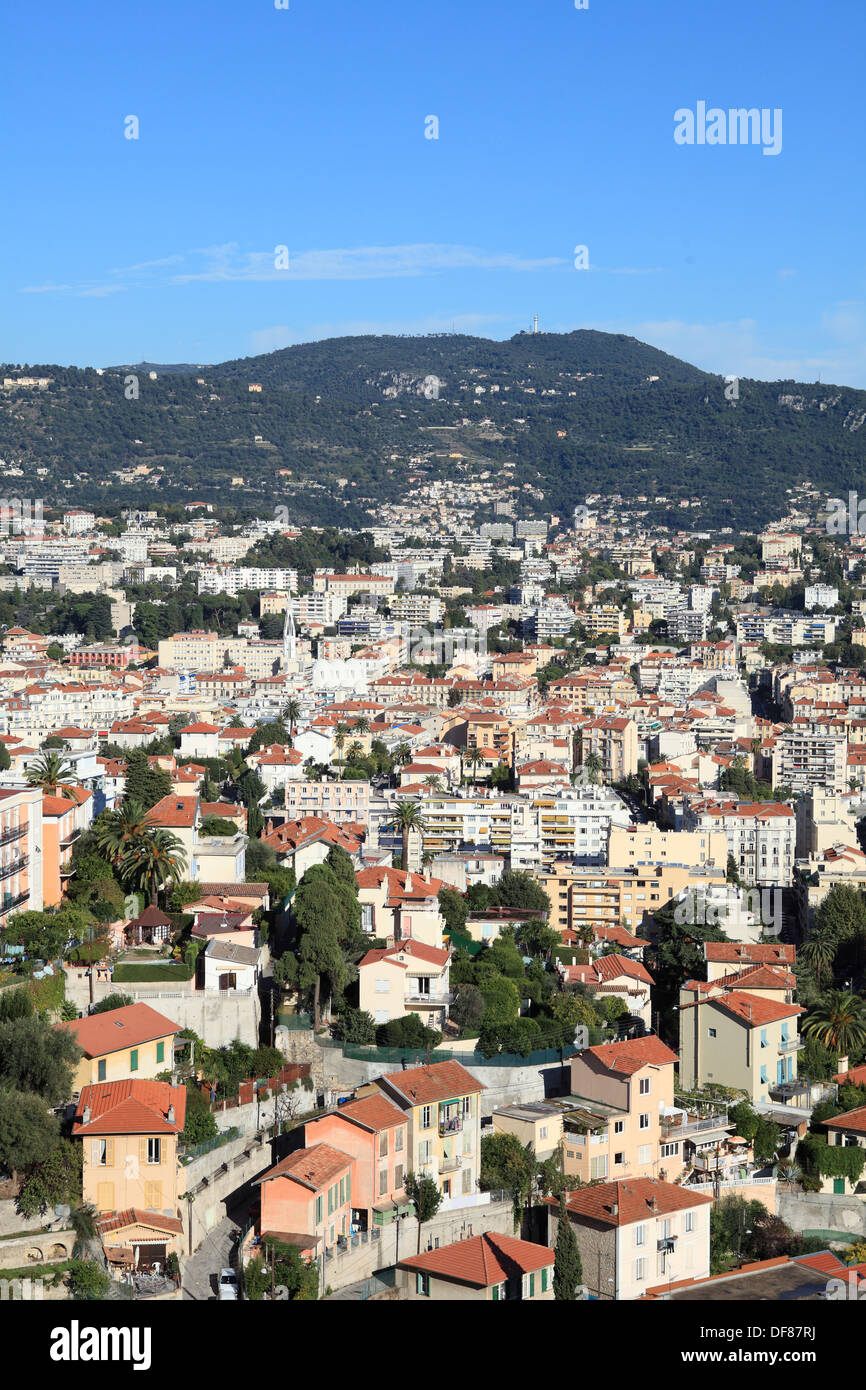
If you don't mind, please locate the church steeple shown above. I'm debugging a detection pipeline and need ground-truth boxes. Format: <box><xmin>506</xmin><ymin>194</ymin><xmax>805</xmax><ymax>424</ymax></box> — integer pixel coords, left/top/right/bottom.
<box><xmin>282</xmin><ymin>596</ymin><xmax>296</xmax><ymax>666</ymax></box>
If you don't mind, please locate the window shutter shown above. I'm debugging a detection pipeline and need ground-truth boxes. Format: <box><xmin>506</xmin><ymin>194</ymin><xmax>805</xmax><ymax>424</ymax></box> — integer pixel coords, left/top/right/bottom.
<box><xmin>105</xmin><ymin>1139</ymin><xmax>114</xmax><ymax>1167</ymax></box>
<box><xmin>139</xmin><ymin>1138</ymin><xmax>147</xmax><ymax>1165</ymax></box>
<box><xmin>91</xmin><ymin>1140</ymin><xmax>100</xmax><ymax>1166</ymax></box>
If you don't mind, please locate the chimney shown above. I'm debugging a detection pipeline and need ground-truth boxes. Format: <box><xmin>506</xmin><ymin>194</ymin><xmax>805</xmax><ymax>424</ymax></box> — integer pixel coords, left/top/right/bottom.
<box><xmin>649</xmin><ymin>1197</ymin><xmax>657</xmax><ymax>1212</ymax></box>
<box><xmin>82</xmin><ymin>1104</ymin><xmax>91</xmax><ymax>1125</ymax></box>
<box><xmin>610</xmin><ymin>1201</ymin><xmax>619</xmax><ymax>1216</ymax></box>
<box><xmin>167</xmin><ymin>1104</ymin><xmax>176</xmax><ymax>1125</ymax></box>
<box><xmin>838</xmin><ymin>1055</ymin><xmax>849</xmax><ymax>1076</ymax></box>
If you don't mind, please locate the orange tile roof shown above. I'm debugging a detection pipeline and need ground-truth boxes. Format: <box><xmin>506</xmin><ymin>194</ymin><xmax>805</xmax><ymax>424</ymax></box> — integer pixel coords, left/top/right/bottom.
<box><xmin>584</xmin><ymin>1035</ymin><xmax>678</xmax><ymax>1075</ymax></box>
<box><xmin>379</xmin><ymin>1060</ymin><xmax>485</xmax><ymax>1106</ymax></box>
<box><xmin>96</xmin><ymin>1209</ymin><xmax>183</xmax><ymax>1237</ymax></box>
<box><xmin>330</xmin><ymin>1094</ymin><xmax>407</xmax><ymax>1133</ymax></box>
<box><xmin>398</xmin><ymin>1232</ymin><xmax>553</xmax><ymax>1287</ymax></box>
<box><xmin>73</xmin><ymin>1080</ymin><xmax>186</xmax><ymax>1136</ymax></box>
<box><xmin>256</xmin><ymin>1142</ymin><xmax>353</xmax><ymax>1192</ymax></box>
<box><xmin>549</xmin><ymin>1177</ymin><xmax>713</xmax><ymax>1227</ymax></box>
<box><xmin>824</xmin><ymin>1105</ymin><xmax>866</xmax><ymax>1135</ymax></box>
<box><xmin>705</xmin><ymin>942</ymin><xmax>796</xmax><ymax>965</ymax></box>
<box><xmin>57</xmin><ymin>1002</ymin><xmax>179</xmax><ymax>1057</ymax></box>
<box><xmin>698</xmin><ymin>990</ymin><xmax>805</xmax><ymax>1027</ymax></box>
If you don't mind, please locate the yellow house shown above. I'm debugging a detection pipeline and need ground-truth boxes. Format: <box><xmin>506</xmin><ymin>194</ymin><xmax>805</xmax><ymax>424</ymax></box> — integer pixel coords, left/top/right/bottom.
<box><xmin>373</xmin><ymin>1060</ymin><xmax>485</xmax><ymax>1206</ymax></box>
<box><xmin>492</xmin><ymin>1102</ymin><xmax>564</xmax><ymax>1161</ymax></box>
<box><xmin>73</xmin><ymin>1078</ymin><xmax>186</xmax><ymax>1219</ymax></box>
<box><xmin>57</xmin><ymin>1003</ymin><xmax>180</xmax><ymax>1093</ymax></box>
<box><xmin>679</xmin><ymin>990</ymin><xmax>806</xmax><ymax>1104</ymax></box>
<box><xmin>564</xmin><ymin>1036</ymin><xmax>681</xmax><ymax>1184</ymax></box>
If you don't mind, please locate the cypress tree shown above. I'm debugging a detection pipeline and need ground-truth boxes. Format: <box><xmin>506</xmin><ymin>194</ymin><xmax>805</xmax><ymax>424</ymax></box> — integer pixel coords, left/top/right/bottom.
<box><xmin>553</xmin><ymin>1195</ymin><xmax>583</xmax><ymax>1300</ymax></box>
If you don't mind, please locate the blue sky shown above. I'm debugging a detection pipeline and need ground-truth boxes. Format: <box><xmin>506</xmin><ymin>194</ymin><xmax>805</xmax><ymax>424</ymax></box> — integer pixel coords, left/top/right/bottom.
<box><xmin>5</xmin><ymin>0</ymin><xmax>866</xmax><ymax>383</ymax></box>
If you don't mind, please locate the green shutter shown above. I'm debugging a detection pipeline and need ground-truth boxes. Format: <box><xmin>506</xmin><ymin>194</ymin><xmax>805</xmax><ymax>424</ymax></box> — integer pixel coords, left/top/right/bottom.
<box><xmin>316</xmin><ymin>1195</ymin><xmax>323</xmax><ymax>1224</ymax></box>
<box><xmin>130</xmin><ymin>1049</ymin><xmax>138</xmax><ymax>1072</ymax></box>
<box><xmin>492</xmin><ymin>1284</ymin><xmax>499</xmax><ymax>1302</ymax></box>
<box><xmin>541</xmin><ymin>1267</ymin><xmax>548</xmax><ymax>1293</ymax></box>
<box><xmin>97</xmin><ymin>1059</ymin><xmax>106</xmax><ymax>1081</ymax></box>
<box><xmin>156</xmin><ymin>1041</ymin><xmax>164</xmax><ymax>1064</ymax></box>
<box><xmin>529</xmin><ymin>1272</ymin><xmax>535</xmax><ymax>1298</ymax></box>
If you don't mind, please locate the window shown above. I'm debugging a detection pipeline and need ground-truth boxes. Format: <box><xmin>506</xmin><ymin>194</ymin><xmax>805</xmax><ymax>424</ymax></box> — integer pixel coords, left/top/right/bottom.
<box><xmin>130</xmin><ymin>1048</ymin><xmax>139</xmax><ymax>1072</ymax></box>
<box><xmin>395</xmin><ymin>1128</ymin><xmax>404</xmax><ymax>1152</ymax></box>
<box><xmin>760</xmin><ymin>1029</ymin><xmax>768</xmax><ymax>1049</ymax></box>
<box><xmin>639</xmin><ymin>1077</ymin><xmax>651</xmax><ymax>1095</ymax></box>
<box><xmin>421</xmin><ymin>1105</ymin><xmax>432</xmax><ymax>1129</ymax></box>
<box><xmin>374</xmin><ymin>978</ymin><xmax>390</xmax><ymax>994</ymax></box>
<box><xmin>144</xmin><ymin>1182</ymin><xmax>161</xmax><ymax>1210</ymax></box>
<box><xmin>639</xmin><ymin>1113</ymin><xmax>650</xmax><ymax>1129</ymax></box>
<box><xmin>590</xmin><ymin>1155</ymin><xmax>608</xmax><ymax>1180</ymax></box>
<box><xmin>685</xmin><ymin>1211</ymin><xmax>695</xmax><ymax>1233</ymax></box>
<box><xmin>660</xmin><ymin>1142</ymin><xmax>679</xmax><ymax>1159</ymax></box>
<box><xmin>147</xmin><ymin>1137</ymin><xmax>161</xmax><ymax>1165</ymax></box>
<box><xmin>708</xmin><ymin>1028</ymin><xmax>717</xmax><ymax>1038</ymax></box>
<box><xmin>492</xmin><ymin>1282</ymin><xmax>507</xmax><ymax>1302</ymax></box>
<box><xmin>416</xmin><ymin>1272</ymin><xmax>430</xmax><ymax>1297</ymax></box>
<box><xmin>419</xmin><ymin>1141</ymin><xmax>432</xmax><ymax>1165</ymax></box>
<box><xmin>635</xmin><ymin>1224</ymin><xmax>645</xmax><ymax>1247</ymax></box>
<box><xmin>614</xmin><ymin>1120</ymin><xmax>624</xmax><ymax>1135</ymax></box>
<box><xmin>97</xmin><ymin>1059</ymin><xmax>106</xmax><ymax>1082</ymax></box>
<box><xmin>394</xmin><ymin>1164</ymin><xmax>404</xmax><ymax>1190</ymax></box>
<box><xmin>462</xmin><ymin>1167</ymin><xmax>472</xmax><ymax>1194</ymax></box>
<box><xmin>539</xmin><ymin>1126</ymin><xmax>548</xmax><ymax>1140</ymax></box>
<box><xmin>316</xmin><ymin>1195</ymin><xmax>323</xmax><ymax>1224</ymax></box>
<box><xmin>379</xmin><ymin>1132</ymin><xmax>389</xmax><ymax>1158</ymax></box>
<box><xmin>156</xmin><ymin>1041</ymin><xmax>165</xmax><ymax>1064</ymax></box>
<box><xmin>638</xmin><ymin>1145</ymin><xmax>651</xmax><ymax>1165</ymax></box>
<box><xmin>541</xmin><ymin>1267</ymin><xmax>548</xmax><ymax>1293</ymax></box>
<box><xmin>379</xmin><ymin>1167</ymin><xmax>388</xmax><ymax>1196</ymax></box>
<box><xmin>614</xmin><ymin>1152</ymin><xmax>625</xmax><ymax>1166</ymax></box>
<box><xmin>635</xmin><ymin>1258</ymin><xmax>646</xmax><ymax>1282</ymax></box>
<box><xmin>91</xmin><ymin>1139</ymin><xmax>112</xmax><ymax>1167</ymax></box>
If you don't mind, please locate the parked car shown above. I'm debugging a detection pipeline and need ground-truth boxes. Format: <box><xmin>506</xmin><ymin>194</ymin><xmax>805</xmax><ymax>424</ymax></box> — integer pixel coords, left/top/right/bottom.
<box><xmin>218</xmin><ymin>1268</ymin><xmax>239</xmax><ymax>1301</ymax></box>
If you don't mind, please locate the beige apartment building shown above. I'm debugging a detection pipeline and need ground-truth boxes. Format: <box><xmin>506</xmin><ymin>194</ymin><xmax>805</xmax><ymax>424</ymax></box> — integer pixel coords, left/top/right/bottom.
<box><xmin>540</xmin><ymin>857</ymin><xmax>728</xmax><ymax>937</ymax></box>
<box><xmin>580</xmin><ymin>715</ymin><xmax>639</xmax><ymax>782</ymax></box>
<box><xmin>563</xmin><ymin>1036</ymin><xmax>680</xmax><ymax>1185</ymax></box>
<box><xmin>679</xmin><ymin>989</ymin><xmax>805</xmax><ymax>1104</ymax></box>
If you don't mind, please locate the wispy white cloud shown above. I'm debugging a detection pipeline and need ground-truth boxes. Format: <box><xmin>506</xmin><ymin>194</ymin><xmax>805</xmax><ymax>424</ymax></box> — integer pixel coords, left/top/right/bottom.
<box><xmin>175</xmin><ymin>242</ymin><xmax>566</xmax><ymax>284</ymax></box>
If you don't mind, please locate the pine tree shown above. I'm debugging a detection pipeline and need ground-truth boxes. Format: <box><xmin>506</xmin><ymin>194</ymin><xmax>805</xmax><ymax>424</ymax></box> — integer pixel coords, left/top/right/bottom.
<box><xmin>553</xmin><ymin>1195</ymin><xmax>583</xmax><ymax>1300</ymax></box>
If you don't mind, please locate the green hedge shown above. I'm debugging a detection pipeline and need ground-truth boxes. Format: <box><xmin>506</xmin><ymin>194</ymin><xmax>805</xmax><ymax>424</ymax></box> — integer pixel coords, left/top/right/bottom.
<box><xmin>113</xmin><ymin>961</ymin><xmax>194</xmax><ymax>982</ymax></box>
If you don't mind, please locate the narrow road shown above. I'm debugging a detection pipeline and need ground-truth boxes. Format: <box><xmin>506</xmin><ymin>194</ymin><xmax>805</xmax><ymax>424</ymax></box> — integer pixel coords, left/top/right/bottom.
<box><xmin>181</xmin><ymin>1213</ymin><xmax>242</xmax><ymax>1301</ymax></box>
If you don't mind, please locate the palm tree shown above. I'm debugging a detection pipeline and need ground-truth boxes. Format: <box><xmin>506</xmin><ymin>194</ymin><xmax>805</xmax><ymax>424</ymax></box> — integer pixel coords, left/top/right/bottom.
<box><xmin>352</xmin><ymin>716</ymin><xmax>370</xmax><ymax>735</ymax></box>
<box><xmin>119</xmin><ymin>828</ymin><xmax>188</xmax><ymax>907</ymax></box>
<box><xmin>393</xmin><ymin>742</ymin><xmax>411</xmax><ymax>768</ymax></box>
<box><xmin>386</xmin><ymin>800</ymin><xmax>426</xmax><ymax>873</ymax></box>
<box><xmin>69</xmin><ymin>1202</ymin><xmax>100</xmax><ymax>1261</ymax></box>
<box><xmin>25</xmin><ymin>750</ymin><xmax>80</xmax><ymax>799</ymax></box>
<box><xmin>346</xmin><ymin>741</ymin><xmax>363</xmax><ymax>765</ymax></box>
<box><xmin>463</xmin><ymin>747</ymin><xmax>484</xmax><ymax>789</ymax></box>
<box><xmin>583</xmin><ymin>751</ymin><xmax>603</xmax><ymax>785</ymax></box>
<box><xmin>803</xmin><ymin>991</ymin><xmax>866</xmax><ymax>1056</ymax></box>
<box><xmin>93</xmin><ymin>800</ymin><xmax>149</xmax><ymax>864</ymax></box>
<box><xmin>283</xmin><ymin>699</ymin><xmax>301</xmax><ymax>736</ymax></box>
<box><xmin>423</xmin><ymin>775</ymin><xmax>443</xmax><ymax>791</ymax></box>
<box><xmin>334</xmin><ymin>723</ymin><xmax>350</xmax><ymax>763</ymax></box>
<box><xmin>800</xmin><ymin>929</ymin><xmax>839</xmax><ymax>990</ymax></box>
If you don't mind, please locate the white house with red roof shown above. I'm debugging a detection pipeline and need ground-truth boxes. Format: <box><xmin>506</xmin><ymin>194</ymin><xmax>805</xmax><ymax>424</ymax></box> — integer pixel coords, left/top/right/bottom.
<box><xmin>355</xmin><ymin>865</ymin><xmax>449</xmax><ymax>947</ymax></box>
<box><xmin>358</xmin><ymin>937</ymin><xmax>452</xmax><ymax>1030</ymax></box>
<box><xmin>178</xmin><ymin>721</ymin><xmax>221</xmax><ymax>759</ymax></box>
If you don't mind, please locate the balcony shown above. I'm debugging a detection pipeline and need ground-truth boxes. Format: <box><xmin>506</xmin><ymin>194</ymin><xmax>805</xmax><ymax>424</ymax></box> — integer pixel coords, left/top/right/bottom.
<box><xmin>405</xmin><ymin>990</ymin><xmax>452</xmax><ymax>1007</ymax></box>
<box><xmin>778</xmin><ymin>1038</ymin><xmax>804</xmax><ymax>1053</ymax></box>
<box><xmin>0</xmin><ymin>890</ymin><xmax>29</xmax><ymax>916</ymax></box>
<box><xmin>0</xmin><ymin>855</ymin><xmax>28</xmax><ymax>881</ymax></box>
<box><xmin>439</xmin><ymin>1115</ymin><xmax>463</xmax><ymax>1137</ymax></box>
<box><xmin>661</xmin><ymin>1113</ymin><xmax>730</xmax><ymax>1139</ymax></box>
<box><xmin>657</xmin><ymin>1236</ymin><xmax>677</xmax><ymax>1253</ymax></box>
<box><xmin>60</xmin><ymin>827</ymin><xmax>82</xmax><ymax>849</ymax></box>
<box><xmin>439</xmin><ymin>1153</ymin><xmax>462</xmax><ymax>1173</ymax></box>
<box><xmin>0</xmin><ymin>825</ymin><xmax>27</xmax><ymax>848</ymax></box>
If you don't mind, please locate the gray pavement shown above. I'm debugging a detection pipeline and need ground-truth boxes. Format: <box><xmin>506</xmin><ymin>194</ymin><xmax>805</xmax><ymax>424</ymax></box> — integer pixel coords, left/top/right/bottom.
<box><xmin>181</xmin><ymin>1214</ymin><xmax>242</xmax><ymax>1301</ymax></box>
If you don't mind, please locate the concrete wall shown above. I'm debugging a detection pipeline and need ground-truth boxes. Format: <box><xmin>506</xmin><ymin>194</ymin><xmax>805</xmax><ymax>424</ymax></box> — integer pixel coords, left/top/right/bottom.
<box><xmin>318</xmin><ymin>1196</ymin><xmax>515</xmax><ymax>1294</ymax></box>
<box><xmin>183</xmin><ymin>1131</ymin><xmax>277</xmax><ymax>1253</ymax></box>
<box><xmin>778</xmin><ymin>1190</ymin><xmax>866</xmax><ymax>1238</ymax></box>
<box><xmin>277</xmin><ymin>1030</ymin><xmax>570</xmax><ymax>1116</ymax></box>
<box><xmin>63</xmin><ymin>970</ymin><xmax>260</xmax><ymax>1047</ymax></box>
<box><xmin>0</xmin><ymin>1228</ymin><xmax>75</xmax><ymax>1270</ymax></box>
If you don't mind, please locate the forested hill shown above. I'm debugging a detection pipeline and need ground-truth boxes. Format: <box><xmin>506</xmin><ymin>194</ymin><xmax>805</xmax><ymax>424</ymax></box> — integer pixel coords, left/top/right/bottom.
<box><xmin>1</xmin><ymin>330</ymin><xmax>865</xmax><ymax>529</ymax></box>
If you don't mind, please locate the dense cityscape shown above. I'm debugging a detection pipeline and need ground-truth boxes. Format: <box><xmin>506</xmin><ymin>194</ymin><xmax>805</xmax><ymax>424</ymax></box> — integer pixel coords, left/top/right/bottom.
<box><xmin>0</xmin><ymin>466</ymin><xmax>865</xmax><ymax>1316</ymax></box>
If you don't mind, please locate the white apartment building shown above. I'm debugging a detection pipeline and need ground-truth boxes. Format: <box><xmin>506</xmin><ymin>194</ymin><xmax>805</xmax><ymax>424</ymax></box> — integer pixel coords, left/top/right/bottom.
<box><xmin>196</xmin><ymin>566</ymin><xmax>299</xmax><ymax>596</ymax></box>
<box><xmin>770</xmin><ymin>728</ymin><xmax>847</xmax><ymax>795</ymax></box>
<box><xmin>684</xmin><ymin>801</ymin><xmax>796</xmax><ymax>887</ymax></box>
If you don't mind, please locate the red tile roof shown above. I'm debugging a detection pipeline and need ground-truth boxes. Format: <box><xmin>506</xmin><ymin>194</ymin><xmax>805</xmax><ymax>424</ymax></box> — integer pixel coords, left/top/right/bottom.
<box><xmin>57</xmin><ymin>1002</ymin><xmax>179</xmax><ymax>1056</ymax></box>
<box><xmin>584</xmin><ymin>1035</ymin><xmax>678</xmax><ymax>1076</ymax></box>
<box><xmin>73</xmin><ymin>1080</ymin><xmax>186</xmax><ymax>1136</ymax></box>
<box><xmin>255</xmin><ymin>1142</ymin><xmax>354</xmax><ymax>1192</ymax></box>
<box><xmin>328</xmin><ymin>1094</ymin><xmax>406</xmax><ymax>1133</ymax></box>
<box><xmin>549</xmin><ymin>1177</ymin><xmax>713</xmax><ymax>1227</ymax></box>
<box><xmin>398</xmin><ymin>1232</ymin><xmax>553</xmax><ymax>1287</ymax></box>
<box><xmin>378</xmin><ymin>1060</ymin><xmax>485</xmax><ymax>1106</ymax></box>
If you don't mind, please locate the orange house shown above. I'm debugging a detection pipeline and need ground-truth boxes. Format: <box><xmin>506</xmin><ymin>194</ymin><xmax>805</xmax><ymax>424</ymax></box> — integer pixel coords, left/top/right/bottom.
<box><xmin>253</xmin><ymin>1143</ymin><xmax>356</xmax><ymax>1260</ymax></box>
<box><xmin>42</xmin><ymin>786</ymin><xmax>93</xmax><ymax>906</ymax></box>
<box><xmin>304</xmin><ymin>1094</ymin><xmax>410</xmax><ymax>1229</ymax></box>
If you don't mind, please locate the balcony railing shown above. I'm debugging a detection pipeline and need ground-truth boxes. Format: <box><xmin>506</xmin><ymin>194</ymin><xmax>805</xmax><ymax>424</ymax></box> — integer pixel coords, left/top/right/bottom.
<box><xmin>60</xmin><ymin>828</ymin><xmax>82</xmax><ymax>849</ymax></box>
<box><xmin>0</xmin><ymin>825</ymin><xmax>27</xmax><ymax>848</ymax></box>
<box><xmin>439</xmin><ymin>1115</ymin><xmax>462</xmax><ymax>1136</ymax></box>
<box><xmin>439</xmin><ymin>1153</ymin><xmax>462</xmax><ymax>1173</ymax></box>
<box><xmin>405</xmin><ymin>990</ymin><xmax>452</xmax><ymax>1007</ymax></box>
<box><xmin>0</xmin><ymin>890</ymin><xmax>29</xmax><ymax>916</ymax></box>
<box><xmin>0</xmin><ymin>855</ymin><xmax>28</xmax><ymax>881</ymax></box>
<box><xmin>661</xmin><ymin>1113</ymin><xmax>730</xmax><ymax>1139</ymax></box>
<box><xmin>778</xmin><ymin>1038</ymin><xmax>804</xmax><ymax>1053</ymax></box>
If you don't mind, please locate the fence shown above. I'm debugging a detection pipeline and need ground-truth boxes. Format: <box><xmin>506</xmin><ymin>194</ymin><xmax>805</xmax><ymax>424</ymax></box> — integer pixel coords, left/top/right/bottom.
<box><xmin>278</xmin><ymin>1011</ymin><xmax>312</xmax><ymax>1031</ymax></box>
<box><xmin>206</xmin><ymin>1063</ymin><xmax>312</xmax><ymax>1112</ymax></box>
<box><xmin>179</xmin><ymin>1126</ymin><xmax>240</xmax><ymax>1165</ymax></box>
<box><xmin>326</xmin><ymin>1041</ymin><xmax>579</xmax><ymax>1068</ymax></box>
